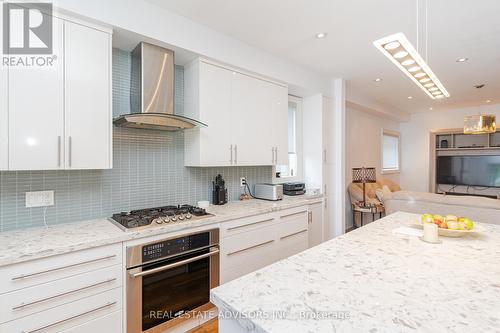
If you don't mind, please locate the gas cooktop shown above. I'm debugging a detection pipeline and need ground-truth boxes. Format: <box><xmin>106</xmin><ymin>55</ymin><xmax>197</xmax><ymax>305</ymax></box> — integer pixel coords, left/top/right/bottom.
<box><xmin>110</xmin><ymin>205</ymin><xmax>213</xmax><ymax>231</ymax></box>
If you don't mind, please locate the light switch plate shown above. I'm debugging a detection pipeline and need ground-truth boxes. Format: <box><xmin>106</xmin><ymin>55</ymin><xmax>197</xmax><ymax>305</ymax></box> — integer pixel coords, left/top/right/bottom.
<box><xmin>26</xmin><ymin>191</ymin><xmax>55</xmax><ymax>208</ymax></box>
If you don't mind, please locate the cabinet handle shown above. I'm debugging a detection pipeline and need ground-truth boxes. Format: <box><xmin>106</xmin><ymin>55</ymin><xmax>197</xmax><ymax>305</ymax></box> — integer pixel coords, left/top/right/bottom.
<box><xmin>230</xmin><ymin>145</ymin><xmax>233</xmax><ymax>165</ymax></box>
<box><xmin>271</xmin><ymin>147</ymin><xmax>274</xmax><ymax>164</ymax></box>
<box><xmin>308</xmin><ymin>211</ymin><xmax>312</xmax><ymax>224</ymax></box>
<box><xmin>21</xmin><ymin>301</ymin><xmax>117</xmax><ymax>333</ymax></box>
<box><xmin>12</xmin><ymin>278</ymin><xmax>117</xmax><ymax>310</ymax></box>
<box><xmin>234</xmin><ymin>145</ymin><xmax>237</xmax><ymax>164</ymax></box>
<box><xmin>323</xmin><ymin>149</ymin><xmax>327</xmax><ymax>163</ymax></box>
<box><xmin>11</xmin><ymin>254</ymin><xmax>117</xmax><ymax>281</ymax></box>
<box><xmin>280</xmin><ymin>229</ymin><xmax>308</xmax><ymax>240</ymax></box>
<box><xmin>57</xmin><ymin>136</ymin><xmax>61</xmax><ymax>167</ymax></box>
<box><xmin>280</xmin><ymin>211</ymin><xmax>306</xmax><ymax>219</ymax></box>
<box><xmin>275</xmin><ymin>147</ymin><xmax>278</xmax><ymax>164</ymax></box>
<box><xmin>227</xmin><ymin>218</ymin><xmax>274</xmax><ymax>231</ymax></box>
<box><xmin>227</xmin><ymin>240</ymin><xmax>274</xmax><ymax>256</ymax></box>
<box><xmin>68</xmin><ymin>136</ymin><xmax>72</xmax><ymax>167</ymax></box>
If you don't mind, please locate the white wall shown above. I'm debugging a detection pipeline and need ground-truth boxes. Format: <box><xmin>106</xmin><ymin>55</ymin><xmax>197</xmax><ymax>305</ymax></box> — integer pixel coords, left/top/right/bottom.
<box><xmin>400</xmin><ymin>104</ymin><xmax>500</xmax><ymax>193</ymax></box>
<box><xmin>346</xmin><ymin>108</ymin><xmax>401</xmax><ymax>184</ymax></box>
<box><xmin>345</xmin><ymin>107</ymin><xmax>401</xmax><ymax>228</ymax></box>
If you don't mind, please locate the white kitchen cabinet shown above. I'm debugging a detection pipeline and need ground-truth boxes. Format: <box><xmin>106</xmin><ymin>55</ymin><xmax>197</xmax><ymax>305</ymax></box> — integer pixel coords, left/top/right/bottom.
<box><xmin>271</xmin><ymin>83</ymin><xmax>289</xmax><ymax>165</ymax></box>
<box><xmin>277</xmin><ymin>209</ymin><xmax>309</xmax><ymax>258</ymax></box>
<box><xmin>59</xmin><ymin>311</ymin><xmax>122</xmax><ymax>333</ymax></box>
<box><xmin>6</xmin><ymin>15</ymin><xmax>112</xmax><ymax>171</ymax></box>
<box><xmin>308</xmin><ymin>202</ymin><xmax>324</xmax><ymax>248</ymax></box>
<box><xmin>0</xmin><ymin>288</ymin><xmax>122</xmax><ymax>333</ymax></box>
<box><xmin>0</xmin><ymin>4</ymin><xmax>7</xmax><ymax>171</ymax></box>
<box><xmin>185</xmin><ymin>61</ymin><xmax>233</xmax><ymax>166</ymax></box>
<box><xmin>0</xmin><ymin>244</ymin><xmax>122</xmax><ymax>333</ymax></box>
<box><xmin>8</xmin><ymin>14</ymin><xmax>65</xmax><ymax>170</ymax></box>
<box><xmin>184</xmin><ymin>58</ymin><xmax>288</xmax><ymax>167</ymax></box>
<box><xmin>64</xmin><ymin>21</ymin><xmax>112</xmax><ymax>169</ymax></box>
<box><xmin>220</xmin><ymin>206</ymin><xmax>308</xmax><ymax>284</ymax></box>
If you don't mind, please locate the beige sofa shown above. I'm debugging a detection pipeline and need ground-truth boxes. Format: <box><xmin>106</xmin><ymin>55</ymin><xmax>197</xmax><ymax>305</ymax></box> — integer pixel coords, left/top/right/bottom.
<box><xmin>382</xmin><ymin>191</ymin><xmax>500</xmax><ymax>225</ymax></box>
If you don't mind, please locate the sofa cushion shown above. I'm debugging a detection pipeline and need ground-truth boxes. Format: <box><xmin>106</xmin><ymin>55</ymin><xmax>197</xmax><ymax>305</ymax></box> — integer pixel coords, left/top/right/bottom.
<box><xmin>386</xmin><ymin>191</ymin><xmax>500</xmax><ymax>210</ymax></box>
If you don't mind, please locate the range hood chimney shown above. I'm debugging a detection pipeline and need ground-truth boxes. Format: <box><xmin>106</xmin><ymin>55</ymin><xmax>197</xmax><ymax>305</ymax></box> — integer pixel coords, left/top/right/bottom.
<box><xmin>113</xmin><ymin>42</ymin><xmax>206</xmax><ymax>131</ymax></box>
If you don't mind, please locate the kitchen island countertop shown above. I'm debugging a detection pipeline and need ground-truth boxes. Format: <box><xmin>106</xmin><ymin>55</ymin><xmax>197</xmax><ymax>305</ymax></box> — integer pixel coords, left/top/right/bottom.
<box><xmin>211</xmin><ymin>211</ymin><xmax>500</xmax><ymax>333</ymax></box>
<box><xmin>0</xmin><ymin>194</ymin><xmax>322</xmax><ymax>267</ymax></box>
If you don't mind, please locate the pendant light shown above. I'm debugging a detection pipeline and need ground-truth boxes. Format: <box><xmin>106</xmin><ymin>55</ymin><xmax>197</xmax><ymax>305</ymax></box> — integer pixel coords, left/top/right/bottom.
<box><xmin>373</xmin><ymin>0</ymin><xmax>449</xmax><ymax>99</ymax></box>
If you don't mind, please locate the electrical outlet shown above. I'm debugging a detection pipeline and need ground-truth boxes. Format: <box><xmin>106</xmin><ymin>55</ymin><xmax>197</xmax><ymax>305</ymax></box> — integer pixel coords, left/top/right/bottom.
<box><xmin>240</xmin><ymin>177</ymin><xmax>247</xmax><ymax>187</ymax></box>
<box><xmin>26</xmin><ymin>191</ymin><xmax>55</xmax><ymax>208</ymax></box>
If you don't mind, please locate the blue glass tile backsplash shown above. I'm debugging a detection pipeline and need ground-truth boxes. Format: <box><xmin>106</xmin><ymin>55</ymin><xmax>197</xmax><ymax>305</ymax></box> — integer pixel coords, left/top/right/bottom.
<box><xmin>0</xmin><ymin>49</ymin><xmax>272</xmax><ymax>231</ymax></box>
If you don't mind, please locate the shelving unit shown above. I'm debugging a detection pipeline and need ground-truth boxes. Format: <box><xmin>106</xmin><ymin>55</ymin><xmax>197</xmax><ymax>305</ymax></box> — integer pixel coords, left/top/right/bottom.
<box><xmin>430</xmin><ymin>129</ymin><xmax>500</xmax><ymax>197</ymax></box>
<box><xmin>435</xmin><ymin>130</ymin><xmax>499</xmax><ymax>150</ymax></box>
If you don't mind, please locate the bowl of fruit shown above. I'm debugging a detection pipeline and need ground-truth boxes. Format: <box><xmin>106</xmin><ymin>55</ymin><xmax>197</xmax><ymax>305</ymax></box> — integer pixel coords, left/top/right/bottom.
<box><xmin>420</xmin><ymin>214</ymin><xmax>477</xmax><ymax>237</ymax></box>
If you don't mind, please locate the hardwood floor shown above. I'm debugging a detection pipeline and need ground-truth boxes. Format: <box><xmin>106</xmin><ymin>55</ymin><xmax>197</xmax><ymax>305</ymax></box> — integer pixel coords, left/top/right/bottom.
<box><xmin>187</xmin><ymin>318</ymin><xmax>218</xmax><ymax>333</ymax></box>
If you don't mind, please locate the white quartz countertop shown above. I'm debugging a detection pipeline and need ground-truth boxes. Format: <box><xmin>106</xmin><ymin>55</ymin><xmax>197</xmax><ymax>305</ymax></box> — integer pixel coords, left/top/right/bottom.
<box><xmin>211</xmin><ymin>211</ymin><xmax>500</xmax><ymax>333</ymax></box>
<box><xmin>0</xmin><ymin>195</ymin><xmax>322</xmax><ymax>267</ymax></box>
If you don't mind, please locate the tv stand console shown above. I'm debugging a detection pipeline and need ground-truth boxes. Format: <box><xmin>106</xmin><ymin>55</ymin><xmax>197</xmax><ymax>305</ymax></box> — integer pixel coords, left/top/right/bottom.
<box><xmin>443</xmin><ymin>191</ymin><xmax>498</xmax><ymax>199</ymax></box>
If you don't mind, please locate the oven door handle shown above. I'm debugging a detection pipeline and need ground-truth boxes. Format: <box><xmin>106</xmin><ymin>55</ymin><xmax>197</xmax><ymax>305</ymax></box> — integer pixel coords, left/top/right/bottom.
<box><xmin>130</xmin><ymin>247</ymin><xmax>220</xmax><ymax>278</ymax></box>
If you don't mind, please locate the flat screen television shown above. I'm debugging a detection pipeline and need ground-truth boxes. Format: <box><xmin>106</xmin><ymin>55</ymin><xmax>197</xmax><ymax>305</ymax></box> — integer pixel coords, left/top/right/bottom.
<box><xmin>437</xmin><ymin>155</ymin><xmax>500</xmax><ymax>187</ymax></box>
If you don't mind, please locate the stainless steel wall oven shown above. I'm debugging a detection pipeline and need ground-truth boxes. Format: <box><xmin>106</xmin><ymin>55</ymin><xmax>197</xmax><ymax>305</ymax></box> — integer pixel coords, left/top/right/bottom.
<box><xmin>126</xmin><ymin>229</ymin><xmax>219</xmax><ymax>332</ymax></box>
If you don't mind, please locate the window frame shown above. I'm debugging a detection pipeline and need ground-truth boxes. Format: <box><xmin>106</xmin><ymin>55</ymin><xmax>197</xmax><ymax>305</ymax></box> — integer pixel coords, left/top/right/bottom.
<box><xmin>381</xmin><ymin>129</ymin><xmax>401</xmax><ymax>174</ymax></box>
<box><xmin>273</xmin><ymin>95</ymin><xmax>303</xmax><ymax>183</ymax></box>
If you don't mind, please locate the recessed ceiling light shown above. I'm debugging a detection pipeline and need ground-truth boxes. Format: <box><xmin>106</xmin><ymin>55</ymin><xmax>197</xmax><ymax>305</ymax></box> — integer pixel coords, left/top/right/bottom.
<box><xmin>432</xmin><ymin>91</ymin><xmax>442</xmax><ymax>95</ymax></box>
<box><xmin>408</xmin><ymin>96</ymin><xmax>413</xmax><ymax>99</ymax></box>
<box><xmin>435</xmin><ymin>95</ymin><xmax>445</xmax><ymax>99</ymax></box>
<box><xmin>428</xmin><ymin>87</ymin><xmax>439</xmax><ymax>91</ymax></box>
<box><xmin>401</xmin><ymin>59</ymin><xmax>415</xmax><ymax>66</ymax></box>
<box><xmin>424</xmin><ymin>82</ymin><xmax>435</xmax><ymax>88</ymax></box>
<box><xmin>486</xmin><ymin>99</ymin><xmax>492</xmax><ymax>103</ymax></box>
<box><xmin>408</xmin><ymin>66</ymin><xmax>421</xmax><ymax>72</ymax></box>
<box><xmin>374</xmin><ymin>78</ymin><xmax>383</xmax><ymax>82</ymax></box>
<box><xmin>456</xmin><ymin>57</ymin><xmax>468</xmax><ymax>63</ymax></box>
<box><xmin>315</xmin><ymin>32</ymin><xmax>327</xmax><ymax>39</ymax></box>
<box><xmin>373</xmin><ymin>32</ymin><xmax>450</xmax><ymax>100</ymax></box>
<box><xmin>429</xmin><ymin>107</ymin><xmax>433</xmax><ymax>110</ymax></box>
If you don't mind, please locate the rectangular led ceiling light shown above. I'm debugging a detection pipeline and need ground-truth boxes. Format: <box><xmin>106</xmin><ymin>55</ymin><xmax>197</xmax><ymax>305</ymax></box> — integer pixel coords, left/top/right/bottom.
<box><xmin>373</xmin><ymin>32</ymin><xmax>450</xmax><ymax>99</ymax></box>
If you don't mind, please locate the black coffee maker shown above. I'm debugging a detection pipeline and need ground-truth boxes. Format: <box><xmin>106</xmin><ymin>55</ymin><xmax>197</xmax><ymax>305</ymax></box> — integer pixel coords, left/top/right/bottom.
<box><xmin>212</xmin><ymin>174</ymin><xmax>228</xmax><ymax>205</ymax></box>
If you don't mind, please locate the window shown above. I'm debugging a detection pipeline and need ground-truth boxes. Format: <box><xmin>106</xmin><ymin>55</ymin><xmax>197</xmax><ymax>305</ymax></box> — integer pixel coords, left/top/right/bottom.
<box><xmin>382</xmin><ymin>130</ymin><xmax>400</xmax><ymax>173</ymax></box>
<box><xmin>276</xmin><ymin>96</ymin><xmax>302</xmax><ymax>180</ymax></box>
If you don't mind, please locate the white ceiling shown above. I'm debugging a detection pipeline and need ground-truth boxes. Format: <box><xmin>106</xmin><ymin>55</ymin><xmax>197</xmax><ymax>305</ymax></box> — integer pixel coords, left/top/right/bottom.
<box><xmin>146</xmin><ymin>0</ymin><xmax>500</xmax><ymax>114</ymax></box>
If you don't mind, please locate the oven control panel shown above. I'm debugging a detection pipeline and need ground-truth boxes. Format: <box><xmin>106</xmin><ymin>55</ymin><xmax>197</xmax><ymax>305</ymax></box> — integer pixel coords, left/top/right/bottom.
<box><xmin>142</xmin><ymin>232</ymin><xmax>210</xmax><ymax>262</ymax></box>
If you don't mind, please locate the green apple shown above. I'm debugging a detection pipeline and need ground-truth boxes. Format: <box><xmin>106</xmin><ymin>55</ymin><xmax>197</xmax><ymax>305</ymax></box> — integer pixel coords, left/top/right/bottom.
<box><xmin>421</xmin><ymin>214</ymin><xmax>434</xmax><ymax>224</ymax></box>
<box><xmin>460</xmin><ymin>218</ymin><xmax>474</xmax><ymax>230</ymax></box>
<box><xmin>457</xmin><ymin>221</ymin><xmax>466</xmax><ymax>230</ymax></box>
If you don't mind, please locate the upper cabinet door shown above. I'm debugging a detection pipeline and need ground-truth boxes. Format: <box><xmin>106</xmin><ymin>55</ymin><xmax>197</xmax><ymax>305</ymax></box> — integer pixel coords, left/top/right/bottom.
<box><xmin>64</xmin><ymin>22</ymin><xmax>111</xmax><ymax>169</ymax></box>
<box><xmin>231</xmin><ymin>73</ymin><xmax>272</xmax><ymax>166</ymax></box>
<box><xmin>272</xmin><ymin>84</ymin><xmax>289</xmax><ymax>165</ymax></box>
<box><xmin>198</xmin><ymin>62</ymin><xmax>233</xmax><ymax>166</ymax></box>
<box><xmin>8</xmin><ymin>15</ymin><xmax>64</xmax><ymax>170</ymax></box>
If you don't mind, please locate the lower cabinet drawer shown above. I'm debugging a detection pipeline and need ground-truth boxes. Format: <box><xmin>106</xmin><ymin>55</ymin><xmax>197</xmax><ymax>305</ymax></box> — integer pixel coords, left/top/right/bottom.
<box><xmin>59</xmin><ymin>310</ymin><xmax>122</xmax><ymax>333</ymax></box>
<box><xmin>0</xmin><ymin>264</ymin><xmax>122</xmax><ymax>323</ymax></box>
<box><xmin>220</xmin><ymin>225</ymin><xmax>277</xmax><ymax>283</ymax></box>
<box><xmin>0</xmin><ymin>288</ymin><xmax>122</xmax><ymax>333</ymax></box>
<box><xmin>0</xmin><ymin>243</ymin><xmax>122</xmax><ymax>294</ymax></box>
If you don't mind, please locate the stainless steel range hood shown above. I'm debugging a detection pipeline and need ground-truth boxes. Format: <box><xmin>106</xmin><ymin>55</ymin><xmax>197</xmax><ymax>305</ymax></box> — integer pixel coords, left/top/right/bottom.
<box><xmin>114</xmin><ymin>42</ymin><xmax>206</xmax><ymax>131</ymax></box>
